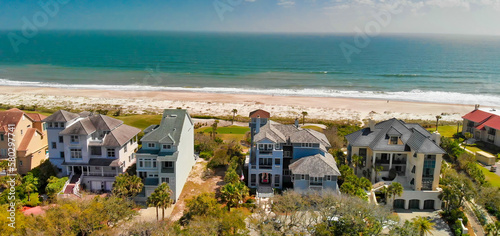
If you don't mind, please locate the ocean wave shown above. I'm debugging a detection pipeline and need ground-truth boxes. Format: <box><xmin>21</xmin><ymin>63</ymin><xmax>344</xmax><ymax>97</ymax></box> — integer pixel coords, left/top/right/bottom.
<box><xmin>0</xmin><ymin>79</ymin><xmax>498</xmax><ymax>107</ymax></box>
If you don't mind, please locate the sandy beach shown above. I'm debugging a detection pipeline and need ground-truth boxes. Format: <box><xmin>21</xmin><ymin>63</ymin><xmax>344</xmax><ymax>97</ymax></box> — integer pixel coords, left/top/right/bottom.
<box><xmin>0</xmin><ymin>86</ymin><xmax>484</xmax><ymax>122</ymax></box>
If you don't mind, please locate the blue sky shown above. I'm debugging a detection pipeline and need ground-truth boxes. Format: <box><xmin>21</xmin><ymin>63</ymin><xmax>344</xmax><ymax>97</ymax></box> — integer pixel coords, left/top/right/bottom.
<box><xmin>1</xmin><ymin>0</ymin><xmax>499</xmax><ymax>35</ymax></box>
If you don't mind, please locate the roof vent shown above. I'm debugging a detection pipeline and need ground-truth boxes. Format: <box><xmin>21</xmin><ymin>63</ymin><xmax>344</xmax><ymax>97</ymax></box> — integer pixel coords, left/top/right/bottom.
<box><xmin>170</xmin><ymin>114</ymin><xmax>177</xmax><ymax>117</ymax></box>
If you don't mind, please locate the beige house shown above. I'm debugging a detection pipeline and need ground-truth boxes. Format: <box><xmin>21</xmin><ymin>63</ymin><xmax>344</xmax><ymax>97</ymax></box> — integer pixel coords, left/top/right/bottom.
<box><xmin>462</xmin><ymin>107</ymin><xmax>500</xmax><ymax>148</ymax></box>
<box><xmin>346</xmin><ymin>119</ymin><xmax>445</xmax><ymax>210</ymax></box>
<box><xmin>0</xmin><ymin>108</ymin><xmax>48</xmax><ymax>175</ymax></box>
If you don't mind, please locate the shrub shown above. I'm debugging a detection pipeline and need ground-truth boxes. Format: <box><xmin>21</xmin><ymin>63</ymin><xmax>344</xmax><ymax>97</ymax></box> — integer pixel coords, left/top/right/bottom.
<box><xmin>199</xmin><ymin>151</ymin><xmax>212</xmax><ymax>160</ymax></box>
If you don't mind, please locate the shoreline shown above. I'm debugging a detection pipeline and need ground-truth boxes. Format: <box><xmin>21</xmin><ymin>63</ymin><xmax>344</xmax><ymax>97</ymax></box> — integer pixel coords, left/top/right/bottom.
<box><xmin>0</xmin><ymin>86</ymin><xmax>484</xmax><ymax>122</ymax></box>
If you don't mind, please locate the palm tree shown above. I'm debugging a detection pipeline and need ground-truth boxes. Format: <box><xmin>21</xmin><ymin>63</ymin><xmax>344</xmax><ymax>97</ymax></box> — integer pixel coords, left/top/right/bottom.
<box><xmin>23</xmin><ymin>173</ymin><xmax>38</xmax><ymax>201</ymax></box>
<box><xmin>351</xmin><ymin>154</ymin><xmax>363</xmax><ymax>175</ymax></box>
<box><xmin>210</xmin><ymin>120</ymin><xmax>219</xmax><ymax>140</ymax></box>
<box><xmin>231</xmin><ymin>109</ymin><xmax>238</xmax><ymax>125</ymax></box>
<box><xmin>147</xmin><ymin>183</ymin><xmax>173</xmax><ymax>221</ymax></box>
<box><xmin>220</xmin><ymin>182</ymin><xmax>248</xmax><ymax>211</ymax></box>
<box><xmin>112</xmin><ymin>173</ymin><xmax>144</xmax><ymax>199</ymax></box>
<box><xmin>387</xmin><ymin>182</ymin><xmax>404</xmax><ymax>204</ymax></box>
<box><xmin>301</xmin><ymin>111</ymin><xmax>308</xmax><ymax>125</ymax></box>
<box><xmin>412</xmin><ymin>216</ymin><xmax>435</xmax><ymax>236</ymax></box>
<box><xmin>435</xmin><ymin>115</ymin><xmax>442</xmax><ymax>132</ymax></box>
<box><xmin>380</xmin><ymin>186</ymin><xmax>389</xmax><ymax>205</ymax></box>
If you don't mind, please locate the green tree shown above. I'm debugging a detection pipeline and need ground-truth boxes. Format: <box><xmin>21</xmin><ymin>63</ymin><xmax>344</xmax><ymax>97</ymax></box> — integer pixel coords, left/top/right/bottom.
<box><xmin>231</xmin><ymin>109</ymin><xmax>238</xmax><ymax>125</ymax></box>
<box><xmin>147</xmin><ymin>183</ymin><xmax>173</xmax><ymax>220</ymax></box>
<box><xmin>220</xmin><ymin>182</ymin><xmax>248</xmax><ymax>210</ymax></box>
<box><xmin>0</xmin><ymin>160</ymin><xmax>8</xmax><ymax>173</ymax></box>
<box><xmin>301</xmin><ymin>111</ymin><xmax>308</xmax><ymax>125</ymax></box>
<box><xmin>351</xmin><ymin>154</ymin><xmax>363</xmax><ymax>175</ymax></box>
<box><xmin>23</xmin><ymin>172</ymin><xmax>38</xmax><ymax>201</ymax></box>
<box><xmin>224</xmin><ymin>167</ymin><xmax>240</xmax><ymax>185</ymax></box>
<box><xmin>210</xmin><ymin>120</ymin><xmax>219</xmax><ymax>140</ymax></box>
<box><xmin>112</xmin><ymin>173</ymin><xmax>144</xmax><ymax>199</ymax></box>
<box><xmin>464</xmin><ymin>132</ymin><xmax>473</xmax><ymax>146</ymax></box>
<box><xmin>387</xmin><ymin>182</ymin><xmax>404</xmax><ymax>204</ymax></box>
<box><xmin>412</xmin><ymin>216</ymin><xmax>435</xmax><ymax>236</ymax></box>
<box><xmin>182</xmin><ymin>193</ymin><xmax>222</xmax><ymax>224</ymax></box>
<box><xmin>45</xmin><ymin>176</ymin><xmax>68</xmax><ymax>200</ymax></box>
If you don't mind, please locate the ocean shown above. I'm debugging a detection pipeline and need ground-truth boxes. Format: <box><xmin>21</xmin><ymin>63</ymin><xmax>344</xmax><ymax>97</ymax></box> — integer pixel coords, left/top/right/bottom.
<box><xmin>0</xmin><ymin>31</ymin><xmax>499</xmax><ymax>106</ymax></box>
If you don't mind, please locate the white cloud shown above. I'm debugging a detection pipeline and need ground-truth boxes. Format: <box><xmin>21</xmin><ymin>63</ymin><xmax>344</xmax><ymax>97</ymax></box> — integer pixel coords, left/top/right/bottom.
<box><xmin>278</xmin><ymin>0</ymin><xmax>296</xmax><ymax>7</ymax></box>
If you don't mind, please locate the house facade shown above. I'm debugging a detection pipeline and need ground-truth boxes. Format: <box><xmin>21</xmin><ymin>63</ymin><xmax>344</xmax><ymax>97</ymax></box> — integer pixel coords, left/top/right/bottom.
<box><xmin>247</xmin><ymin>110</ymin><xmax>340</xmax><ymax>193</ymax></box>
<box><xmin>43</xmin><ymin>110</ymin><xmax>140</xmax><ymax>192</ymax></box>
<box><xmin>135</xmin><ymin>109</ymin><xmax>195</xmax><ymax>203</ymax></box>
<box><xmin>0</xmin><ymin>108</ymin><xmax>48</xmax><ymax>175</ymax></box>
<box><xmin>462</xmin><ymin>106</ymin><xmax>500</xmax><ymax>148</ymax></box>
<box><xmin>346</xmin><ymin>119</ymin><xmax>445</xmax><ymax>210</ymax></box>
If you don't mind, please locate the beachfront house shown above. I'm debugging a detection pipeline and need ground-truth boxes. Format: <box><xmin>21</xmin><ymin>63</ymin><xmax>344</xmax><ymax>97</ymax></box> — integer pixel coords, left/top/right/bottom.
<box><xmin>43</xmin><ymin>110</ymin><xmax>140</xmax><ymax>194</ymax></box>
<box><xmin>135</xmin><ymin>109</ymin><xmax>195</xmax><ymax>203</ymax></box>
<box><xmin>247</xmin><ymin>109</ymin><xmax>340</xmax><ymax>196</ymax></box>
<box><xmin>0</xmin><ymin>108</ymin><xmax>48</xmax><ymax>175</ymax></box>
<box><xmin>346</xmin><ymin>119</ymin><xmax>444</xmax><ymax>210</ymax></box>
<box><xmin>462</xmin><ymin>106</ymin><xmax>500</xmax><ymax>149</ymax></box>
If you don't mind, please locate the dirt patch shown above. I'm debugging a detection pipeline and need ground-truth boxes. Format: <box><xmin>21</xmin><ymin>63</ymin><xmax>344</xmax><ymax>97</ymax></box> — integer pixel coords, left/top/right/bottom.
<box><xmin>169</xmin><ymin>159</ymin><xmax>226</xmax><ymax>221</ymax></box>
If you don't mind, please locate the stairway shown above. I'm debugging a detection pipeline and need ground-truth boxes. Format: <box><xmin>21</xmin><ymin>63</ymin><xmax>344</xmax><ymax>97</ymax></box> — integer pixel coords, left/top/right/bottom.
<box><xmin>60</xmin><ymin>174</ymin><xmax>81</xmax><ymax>197</ymax></box>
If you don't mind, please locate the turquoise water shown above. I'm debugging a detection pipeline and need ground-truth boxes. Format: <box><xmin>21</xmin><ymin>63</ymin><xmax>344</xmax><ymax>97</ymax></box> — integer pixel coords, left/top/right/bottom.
<box><xmin>0</xmin><ymin>31</ymin><xmax>499</xmax><ymax>105</ymax></box>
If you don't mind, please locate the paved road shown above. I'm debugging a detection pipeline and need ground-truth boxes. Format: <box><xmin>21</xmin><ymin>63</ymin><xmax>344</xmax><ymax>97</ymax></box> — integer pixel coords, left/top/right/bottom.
<box><xmin>395</xmin><ymin>210</ymin><xmax>453</xmax><ymax>236</ymax></box>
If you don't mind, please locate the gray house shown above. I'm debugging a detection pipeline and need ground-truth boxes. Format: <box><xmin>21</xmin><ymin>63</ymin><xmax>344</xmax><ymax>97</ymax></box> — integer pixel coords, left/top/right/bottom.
<box><xmin>247</xmin><ymin>109</ymin><xmax>340</xmax><ymax>194</ymax></box>
<box><xmin>346</xmin><ymin>118</ymin><xmax>445</xmax><ymax>210</ymax></box>
<box><xmin>135</xmin><ymin>109</ymin><xmax>195</xmax><ymax>203</ymax></box>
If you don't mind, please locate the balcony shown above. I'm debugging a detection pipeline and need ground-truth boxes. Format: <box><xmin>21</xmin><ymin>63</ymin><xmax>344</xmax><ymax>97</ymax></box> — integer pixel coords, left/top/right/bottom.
<box><xmin>259</xmin><ymin>150</ymin><xmax>273</xmax><ymax>155</ymax></box>
<box><xmin>161</xmin><ymin>167</ymin><xmax>174</xmax><ymax>173</ymax></box>
<box><xmin>83</xmin><ymin>172</ymin><xmax>116</xmax><ymax>177</ymax></box>
<box><xmin>258</xmin><ymin>165</ymin><xmax>272</xmax><ymax>169</ymax></box>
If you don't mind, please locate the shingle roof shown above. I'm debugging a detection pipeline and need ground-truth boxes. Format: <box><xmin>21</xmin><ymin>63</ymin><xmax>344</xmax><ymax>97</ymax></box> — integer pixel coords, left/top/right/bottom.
<box><xmin>254</xmin><ymin>121</ymin><xmax>331</xmax><ymax>148</ymax></box>
<box><xmin>43</xmin><ymin>110</ymin><xmax>80</xmax><ymax>122</ymax></box>
<box><xmin>141</xmin><ymin>109</ymin><xmax>191</xmax><ymax>144</ymax></box>
<box><xmin>289</xmin><ymin>153</ymin><xmax>341</xmax><ymax>177</ymax></box>
<box><xmin>89</xmin><ymin>115</ymin><xmax>123</xmax><ymax>131</ymax></box>
<box><xmin>103</xmin><ymin>124</ymin><xmax>141</xmax><ymax>147</ymax></box>
<box><xmin>60</xmin><ymin>118</ymin><xmax>96</xmax><ymax>135</ymax></box>
<box><xmin>346</xmin><ymin>118</ymin><xmax>445</xmax><ymax>154</ymax></box>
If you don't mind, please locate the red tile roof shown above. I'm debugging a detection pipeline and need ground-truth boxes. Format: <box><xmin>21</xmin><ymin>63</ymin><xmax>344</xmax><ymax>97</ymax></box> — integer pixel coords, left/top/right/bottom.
<box><xmin>482</xmin><ymin>116</ymin><xmax>500</xmax><ymax>130</ymax></box>
<box><xmin>463</xmin><ymin>109</ymin><xmax>493</xmax><ymax>123</ymax></box>
<box><xmin>0</xmin><ymin>110</ymin><xmax>24</xmax><ymax>133</ymax></box>
<box><xmin>26</xmin><ymin>113</ymin><xmax>47</xmax><ymax>122</ymax></box>
<box><xmin>18</xmin><ymin>128</ymin><xmax>39</xmax><ymax>151</ymax></box>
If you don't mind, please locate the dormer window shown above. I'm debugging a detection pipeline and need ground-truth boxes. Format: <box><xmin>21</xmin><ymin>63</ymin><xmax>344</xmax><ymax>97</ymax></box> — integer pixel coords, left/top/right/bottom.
<box><xmin>163</xmin><ymin>144</ymin><xmax>171</xmax><ymax>149</ymax></box>
<box><xmin>389</xmin><ymin>136</ymin><xmax>399</xmax><ymax>145</ymax></box>
<box><xmin>70</xmin><ymin>135</ymin><xmax>79</xmax><ymax>143</ymax></box>
<box><xmin>301</xmin><ymin>143</ymin><xmax>313</xmax><ymax>148</ymax></box>
<box><xmin>148</xmin><ymin>143</ymin><xmax>156</xmax><ymax>148</ymax></box>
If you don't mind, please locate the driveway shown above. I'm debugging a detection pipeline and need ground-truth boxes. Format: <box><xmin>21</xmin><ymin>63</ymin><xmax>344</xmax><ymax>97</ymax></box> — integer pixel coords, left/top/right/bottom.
<box><xmin>395</xmin><ymin>210</ymin><xmax>452</xmax><ymax>236</ymax></box>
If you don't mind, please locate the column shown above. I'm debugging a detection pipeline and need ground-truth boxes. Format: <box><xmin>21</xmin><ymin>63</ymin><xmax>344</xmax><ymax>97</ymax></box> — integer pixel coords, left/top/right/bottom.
<box><xmin>389</xmin><ymin>153</ymin><xmax>393</xmax><ymax>170</ymax></box>
<box><xmin>101</xmin><ymin>167</ymin><xmax>104</xmax><ymax>177</ymax></box>
<box><xmin>404</xmin><ymin>199</ymin><xmax>409</xmax><ymax>209</ymax></box>
<box><xmin>372</xmin><ymin>152</ymin><xmax>377</xmax><ymax>182</ymax></box>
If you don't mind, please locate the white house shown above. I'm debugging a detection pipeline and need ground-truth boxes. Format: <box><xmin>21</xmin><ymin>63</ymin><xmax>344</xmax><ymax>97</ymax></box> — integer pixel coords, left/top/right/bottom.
<box><xmin>135</xmin><ymin>109</ymin><xmax>195</xmax><ymax>203</ymax></box>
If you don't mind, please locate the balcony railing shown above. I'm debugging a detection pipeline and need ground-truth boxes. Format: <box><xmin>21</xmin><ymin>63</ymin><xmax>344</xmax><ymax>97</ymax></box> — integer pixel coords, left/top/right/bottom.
<box><xmin>259</xmin><ymin>150</ymin><xmax>273</xmax><ymax>155</ymax></box>
<box><xmin>83</xmin><ymin>172</ymin><xmax>116</xmax><ymax>177</ymax></box>
<box><xmin>258</xmin><ymin>165</ymin><xmax>272</xmax><ymax>169</ymax></box>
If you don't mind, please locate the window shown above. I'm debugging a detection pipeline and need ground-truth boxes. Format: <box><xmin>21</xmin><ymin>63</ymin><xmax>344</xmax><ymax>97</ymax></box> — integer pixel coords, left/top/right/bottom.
<box><xmin>301</xmin><ymin>143</ymin><xmax>313</xmax><ymax>148</ymax></box>
<box><xmin>164</xmin><ymin>161</ymin><xmax>174</xmax><ymax>168</ymax></box>
<box><xmin>258</xmin><ymin>143</ymin><xmax>274</xmax><ymax>150</ymax></box>
<box><xmin>58</xmin><ymin>136</ymin><xmax>63</xmax><ymax>143</ymax></box>
<box><xmin>20</xmin><ymin>130</ymin><xmax>23</xmax><ymax>135</ymax></box>
<box><xmin>161</xmin><ymin>178</ymin><xmax>170</xmax><ymax>183</ymax></box>
<box><xmin>60</xmin><ymin>122</ymin><xmax>65</xmax><ymax>128</ymax></box>
<box><xmin>275</xmin><ymin>143</ymin><xmax>281</xmax><ymax>150</ymax></box>
<box><xmin>107</xmin><ymin>149</ymin><xmax>115</xmax><ymax>158</ymax></box>
<box><xmin>275</xmin><ymin>158</ymin><xmax>281</xmax><ymax>165</ymax></box>
<box><xmin>148</xmin><ymin>143</ymin><xmax>156</xmax><ymax>148</ymax></box>
<box><xmin>124</xmin><ymin>145</ymin><xmax>127</xmax><ymax>153</ymax></box>
<box><xmin>284</xmin><ymin>151</ymin><xmax>291</xmax><ymax>158</ymax></box>
<box><xmin>389</xmin><ymin>136</ymin><xmax>398</xmax><ymax>145</ymax></box>
<box><xmin>60</xmin><ymin>152</ymin><xmax>65</xmax><ymax>158</ymax></box>
<box><xmin>274</xmin><ymin>175</ymin><xmax>280</xmax><ymax>187</ymax></box>
<box><xmin>423</xmin><ymin>155</ymin><xmax>436</xmax><ymax>178</ymax></box>
<box><xmin>1</xmin><ymin>149</ymin><xmax>7</xmax><ymax>156</ymax></box>
<box><xmin>19</xmin><ymin>161</ymin><xmax>22</xmax><ymax>166</ymax></box>
<box><xmin>250</xmin><ymin>174</ymin><xmax>256</xmax><ymax>184</ymax></box>
<box><xmin>70</xmin><ymin>149</ymin><xmax>82</xmax><ymax>159</ymax></box>
<box><xmin>51</xmin><ymin>142</ymin><xmax>57</xmax><ymax>149</ymax></box>
<box><xmin>153</xmin><ymin>162</ymin><xmax>157</xmax><ymax>168</ymax></box>
<box><xmin>163</xmin><ymin>144</ymin><xmax>172</xmax><ymax>149</ymax></box>
<box><xmin>111</xmin><ymin>167</ymin><xmax>116</xmax><ymax>170</ymax></box>
<box><xmin>410</xmin><ymin>178</ymin><xmax>415</xmax><ymax>185</ymax></box>
<box><xmin>54</xmin><ymin>122</ymin><xmax>59</xmax><ymax>128</ymax></box>
<box><xmin>283</xmin><ymin>169</ymin><xmax>291</xmax><ymax>176</ymax></box>
<box><xmin>411</xmin><ymin>165</ymin><xmax>416</xmax><ymax>174</ymax></box>
<box><xmin>488</xmin><ymin>128</ymin><xmax>496</xmax><ymax>136</ymax></box>
<box><xmin>0</xmin><ymin>134</ymin><xmax>3</xmax><ymax>141</ymax></box>
<box><xmin>70</xmin><ymin>135</ymin><xmax>79</xmax><ymax>143</ymax></box>
<box><xmin>467</xmin><ymin>121</ymin><xmax>474</xmax><ymax>127</ymax></box>
<box><xmin>139</xmin><ymin>161</ymin><xmax>143</xmax><ymax>168</ymax></box>
<box><xmin>301</xmin><ymin>174</ymin><xmax>306</xmax><ymax>180</ymax></box>
<box><xmin>258</xmin><ymin>158</ymin><xmax>273</xmax><ymax>166</ymax></box>
<box><xmin>90</xmin><ymin>146</ymin><xmax>102</xmax><ymax>156</ymax></box>
<box><xmin>48</xmin><ymin>122</ymin><xmax>53</xmax><ymax>128</ymax></box>
<box><xmin>145</xmin><ymin>160</ymin><xmax>152</xmax><ymax>168</ymax></box>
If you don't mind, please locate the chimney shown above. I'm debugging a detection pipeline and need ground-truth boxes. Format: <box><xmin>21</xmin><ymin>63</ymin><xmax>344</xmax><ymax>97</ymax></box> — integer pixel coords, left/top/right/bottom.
<box><xmin>295</xmin><ymin>118</ymin><xmax>299</xmax><ymax>128</ymax></box>
<box><xmin>369</xmin><ymin>119</ymin><xmax>375</xmax><ymax>131</ymax></box>
<box><xmin>255</xmin><ymin>116</ymin><xmax>261</xmax><ymax>134</ymax></box>
<box><xmin>475</xmin><ymin>104</ymin><xmax>480</xmax><ymax>110</ymax></box>
<box><xmin>432</xmin><ymin>131</ymin><xmax>441</xmax><ymax>146</ymax></box>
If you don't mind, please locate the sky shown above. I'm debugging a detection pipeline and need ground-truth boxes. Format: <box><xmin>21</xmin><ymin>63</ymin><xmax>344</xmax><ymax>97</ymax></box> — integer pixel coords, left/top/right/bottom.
<box><xmin>0</xmin><ymin>0</ymin><xmax>499</xmax><ymax>35</ymax></box>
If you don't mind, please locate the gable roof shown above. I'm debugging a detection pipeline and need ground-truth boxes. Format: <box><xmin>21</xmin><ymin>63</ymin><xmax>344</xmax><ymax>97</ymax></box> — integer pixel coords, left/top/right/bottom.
<box><xmin>463</xmin><ymin>109</ymin><xmax>500</xmax><ymax>131</ymax></box>
<box><xmin>0</xmin><ymin>110</ymin><xmax>24</xmax><ymax>133</ymax></box>
<box><xmin>103</xmin><ymin>124</ymin><xmax>141</xmax><ymax>147</ymax></box>
<box><xmin>43</xmin><ymin>110</ymin><xmax>80</xmax><ymax>122</ymax></box>
<box><xmin>482</xmin><ymin>116</ymin><xmax>500</xmax><ymax>130</ymax></box>
<box><xmin>18</xmin><ymin>128</ymin><xmax>44</xmax><ymax>151</ymax></box>
<box><xmin>249</xmin><ymin>109</ymin><xmax>270</xmax><ymax>118</ymax></box>
<box><xmin>346</xmin><ymin>118</ymin><xmax>445</xmax><ymax>154</ymax></box>
<box><xmin>60</xmin><ymin>118</ymin><xmax>96</xmax><ymax>135</ymax></box>
<box><xmin>463</xmin><ymin>109</ymin><xmax>494</xmax><ymax>123</ymax></box>
<box><xmin>289</xmin><ymin>153</ymin><xmax>341</xmax><ymax>177</ymax></box>
<box><xmin>25</xmin><ymin>113</ymin><xmax>47</xmax><ymax>122</ymax></box>
<box><xmin>141</xmin><ymin>109</ymin><xmax>191</xmax><ymax>144</ymax></box>
<box><xmin>254</xmin><ymin>121</ymin><xmax>331</xmax><ymax>148</ymax></box>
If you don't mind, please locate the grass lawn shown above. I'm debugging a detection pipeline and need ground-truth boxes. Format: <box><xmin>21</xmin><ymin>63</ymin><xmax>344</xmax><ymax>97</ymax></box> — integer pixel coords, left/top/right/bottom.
<box><xmin>426</xmin><ymin>125</ymin><xmax>458</xmax><ymax>138</ymax></box>
<box><xmin>197</xmin><ymin>126</ymin><xmax>250</xmax><ymax>135</ymax></box>
<box><xmin>301</xmin><ymin>125</ymin><xmax>324</xmax><ymax>132</ymax></box>
<box><xmin>479</xmin><ymin>164</ymin><xmax>500</xmax><ymax>188</ymax></box>
<box><xmin>114</xmin><ymin>114</ymin><xmax>162</xmax><ymax>131</ymax></box>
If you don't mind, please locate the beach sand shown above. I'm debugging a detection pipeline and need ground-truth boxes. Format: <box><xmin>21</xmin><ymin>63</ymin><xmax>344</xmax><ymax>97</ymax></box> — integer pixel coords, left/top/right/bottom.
<box><xmin>0</xmin><ymin>86</ymin><xmax>481</xmax><ymax>122</ymax></box>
